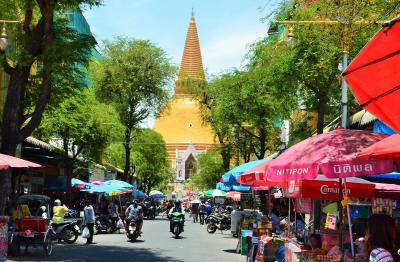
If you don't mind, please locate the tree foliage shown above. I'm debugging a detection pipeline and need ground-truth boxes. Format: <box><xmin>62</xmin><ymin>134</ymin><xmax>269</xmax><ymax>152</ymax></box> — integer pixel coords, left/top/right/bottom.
<box><xmin>92</xmin><ymin>37</ymin><xmax>176</xmax><ymax>181</ymax></box>
<box><xmin>0</xmin><ymin>0</ymin><xmax>100</xmax><ymax>214</ymax></box>
<box><xmin>190</xmin><ymin>151</ymin><xmax>225</xmax><ymax>191</ymax></box>
<box><xmin>131</xmin><ymin>129</ymin><xmax>172</xmax><ymax>195</ymax></box>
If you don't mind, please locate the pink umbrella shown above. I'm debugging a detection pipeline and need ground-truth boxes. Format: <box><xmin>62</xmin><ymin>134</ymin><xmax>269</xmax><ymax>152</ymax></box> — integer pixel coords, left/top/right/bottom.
<box><xmin>225</xmin><ymin>191</ymin><xmax>241</xmax><ymax>202</ymax></box>
<box><xmin>0</xmin><ymin>153</ymin><xmax>41</xmax><ymax>169</ymax></box>
<box><xmin>265</xmin><ymin>129</ymin><xmax>393</xmax><ymax>182</ymax></box>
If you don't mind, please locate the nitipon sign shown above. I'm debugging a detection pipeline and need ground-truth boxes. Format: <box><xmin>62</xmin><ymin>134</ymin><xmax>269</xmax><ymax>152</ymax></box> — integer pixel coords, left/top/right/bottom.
<box><xmin>276</xmin><ymin>167</ymin><xmax>309</xmax><ymax>176</ymax></box>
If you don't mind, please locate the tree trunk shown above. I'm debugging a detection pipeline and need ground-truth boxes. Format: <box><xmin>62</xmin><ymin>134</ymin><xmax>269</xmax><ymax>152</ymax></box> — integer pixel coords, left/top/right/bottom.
<box><xmin>257</xmin><ymin>129</ymin><xmax>267</xmax><ymax>160</ymax></box>
<box><xmin>317</xmin><ymin>91</ymin><xmax>327</xmax><ymax>135</ymax></box>
<box><xmin>217</xmin><ymin>134</ymin><xmax>231</xmax><ymax>172</ymax></box>
<box><xmin>123</xmin><ymin>128</ymin><xmax>132</xmax><ymax>182</ymax></box>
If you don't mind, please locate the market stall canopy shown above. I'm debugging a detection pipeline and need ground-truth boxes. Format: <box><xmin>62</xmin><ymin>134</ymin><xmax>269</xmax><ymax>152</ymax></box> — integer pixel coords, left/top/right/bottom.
<box><xmin>343</xmin><ymin>17</ymin><xmax>400</xmax><ymax>133</ymax></box>
<box><xmin>216</xmin><ymin>182</ymin><xmax>232</xmax><ymax>192</ymax></box>
<box><xmin>204</xmin><ymin>189</ymin><xmax>226</xmax><ymax>197</ymax></box>
<box><xmin>232</xmin><ymin>185</ymin><xmax>250</xmax><ymax>191</ymax></box>
<box><xmin>225</xmin><ymin>191</ymin><xmax>241</xmax><ymax>202</ymax></box>
<box><xmin>237</xmin><ymin>160</ymin><xmax>286</xmax><ymax>188</ymax></box>
<box><xmin>265</xmin><ymin>129</ymin><xmax>393</xmax><ymax>181</ymax></box>
<box><xmin>357</xmin><ymin>134</ymin><xmax>400</xmax><ymax>160</ymax></box>
<box><xmin>71</xmin><ymin>178</ymin><xmax>90</xmax><ymax>189</ymax></box>
<box><xmin>134</xmin><ymin>190</ymin><xmax>147</xmax><ymax>199</ymax></box>
<box><xmin>0</xmin><ymin>153</ymin><xmax>41</xmax><ymax>169</ymax></box>
<box><xmin>149</xmin><ymin>190</ymin><xmax>165</xmax><ymax>199</ymax></box>
<box><xmin>285</xmin><ymin>176</ymin><xmax>375</xmax><ymax>200</ymax></box>
<box><xmin>221</xmin><ymin>159</ymin><xmax>266</xmax><ymax>184</ymax></box>
<box><xmin>104</xmin><ymin>180</ymin><xmax>133</xmax><ymax>189</ymax></box>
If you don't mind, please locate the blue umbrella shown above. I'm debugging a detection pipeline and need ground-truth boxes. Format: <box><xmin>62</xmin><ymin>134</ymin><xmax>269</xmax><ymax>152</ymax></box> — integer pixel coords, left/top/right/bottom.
<box><xmin>71</xmin><ymin>178</ymin><xmax>90</xmax><ymax>187</ymax></box>
<box><xmin>232</xmin><ymin>185</ymin><xmax>251</xmax><ymax>191</ymax></box>
<box><xmin>222</xmin><ymin>159</ymin><xmax>266</xmax><ymax>184</ymax></box>
<box><xmin>104</xmin><ymin>180</ymin><xmax>133</xmax><ymax>190</ymax></box>
<box><xmin>134</xmin><ymin>190</ymin><xmax>147</xmax><ymax>199</ymax></box>
<box><xmin>216</xmin><ymin>182</ymin><xmax>232</xmax><ymax>191</ymax></box>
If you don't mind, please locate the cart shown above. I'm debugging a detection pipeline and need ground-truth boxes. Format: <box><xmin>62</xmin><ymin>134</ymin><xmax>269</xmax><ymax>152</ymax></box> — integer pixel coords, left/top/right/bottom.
<box><xmin>8</xmin><ymin>194</ymin><xmax>54</xmax><ymax>256</ymax></box>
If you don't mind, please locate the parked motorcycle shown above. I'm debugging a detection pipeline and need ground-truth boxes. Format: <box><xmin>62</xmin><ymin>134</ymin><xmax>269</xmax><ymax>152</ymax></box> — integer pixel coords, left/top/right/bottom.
<box><xmin>170</xmin><ymin>212</ymin><xmax>184</xmax><ymax>238</ymax></box>
<box><xmin>94</xmin><ymin>215</ymin><xmax>111</xmax><ymax>234</ymax></box>
<box><xmin>206</xmin><ymin>214</ymin><xmax>231</xmax><ymax>234</ymax></box>
<box><xmin>48</xmin><ymin>221</ymin><xmax>80</xmax><ymax>244</ymax></box>
<box><xmin>126</xmin><ymin>219</ymin><xmax>141</xmax><ymax>241</ymax></box>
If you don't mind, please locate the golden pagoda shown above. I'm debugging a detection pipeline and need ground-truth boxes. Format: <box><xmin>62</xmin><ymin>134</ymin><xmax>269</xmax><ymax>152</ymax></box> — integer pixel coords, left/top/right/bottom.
<box><xmin>153</xmin><ymin>12</ymin><xmax>216</xmax><ymax>185</ymax></box>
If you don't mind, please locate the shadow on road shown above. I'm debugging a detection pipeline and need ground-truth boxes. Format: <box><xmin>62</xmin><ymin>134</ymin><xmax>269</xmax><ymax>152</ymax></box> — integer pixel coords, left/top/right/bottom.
<box><xmin>8</xmin><ymin>244</ymin><xmax>185</xmax><ymax>262</ymax></box>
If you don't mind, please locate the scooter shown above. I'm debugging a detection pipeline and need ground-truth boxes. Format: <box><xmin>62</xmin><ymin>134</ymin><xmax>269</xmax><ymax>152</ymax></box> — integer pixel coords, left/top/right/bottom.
<box><xmin>147</xmin><ymin>206</ymin><xmax>156</xmax><ymax>220</ymax></box>
<box><xmin>126</xmin><ymin>219</ymin><xmax>141</xmax><ymax>241</ymax></box>
<box><xmin>206</xmin><ymin>213</ymin><xmax>231</xmax><ymax>234</ymax></box>
<box><xmin>171</xmin><ymin>212</ymin><xmax>184</xmax><ymax>238</ymax></box>
<box><xmin>48</xmin><ymin>221</ymin><xmax>80</xmax><ymax>244</ymax></box>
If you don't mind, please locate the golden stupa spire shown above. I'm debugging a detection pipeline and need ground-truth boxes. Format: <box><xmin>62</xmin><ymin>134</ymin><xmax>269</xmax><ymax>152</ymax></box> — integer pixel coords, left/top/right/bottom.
<box><xmin>175</xmin><ymin>10</ymin><xmax>205</xmax><ymax>94</ymax></box>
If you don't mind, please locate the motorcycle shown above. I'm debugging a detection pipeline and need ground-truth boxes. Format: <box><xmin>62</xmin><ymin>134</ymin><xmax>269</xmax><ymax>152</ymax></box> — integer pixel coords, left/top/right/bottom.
<box><xmin>206</xmin><ymin>213</ymin><xmax>231</xmax><ymax>234</ymax></box>
<box><xmin>147</xmin><ymin>206</ymin><xmax>156</xmax><ymax>220</ymax></box>
<box><xmin>171</xmin><ymin>212</ymin><xmax>184</xmax><ymax>238</ymax></box>
<box><xmin>48</xmin><ymin>221</ymin><xmax>80</xmax><ymax>244</ymax></box>
<box><xmin>126</xmin><ymin>219</ymin><xmax>141</xmax><ymax>241</ymax></box>
<box><xmin>94</xmin><ymin>215</ymin><xmax>112</xmax><ymax>234</ymax></box>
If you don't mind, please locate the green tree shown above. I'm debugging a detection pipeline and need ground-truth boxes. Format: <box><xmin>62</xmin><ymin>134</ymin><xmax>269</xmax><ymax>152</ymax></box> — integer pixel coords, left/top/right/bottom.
<box><xmin>131</xmin><ymin>129</ymin><xmax>172</xmax><ymax>195</ymax></box>
<box><xmin>0</xmin><ymin>1</ymin><xmax>99</xmax><ymax>214</ymax></box>
<box><xmin>92</xmin><ymin>37</ymin><xmax>176</xmax><ymax>181</ymax></box>
<box><xmin>190</xmin><ymin>151</ymin><xmax>225</xmax><ymax>191</ymax></box>
<box><xmin>271</xmin><ymin>0</ymin><xmax>399</xmax><ymax>134</ymax></box>
<box><xmin>37</xmin><ymin>89</ymin><xmax>120</xmax><ymax>202</ymax></box>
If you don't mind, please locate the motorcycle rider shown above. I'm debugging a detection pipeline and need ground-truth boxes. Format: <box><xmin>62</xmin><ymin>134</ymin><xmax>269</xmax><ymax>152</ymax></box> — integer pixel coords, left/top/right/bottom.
<box><xmin>168</xmin><ymin>200</ymin><xmax>185</xmax><ymax>233</ymax></box>
<box><xmin>52</xmin><ymin>199</ymin><xmax>68</xmax><ymax>223</ymax></box>
<box><xmin>125</xmin><ymin>200</ymin><xmax>143</xmax><ymax>233</ymax></box>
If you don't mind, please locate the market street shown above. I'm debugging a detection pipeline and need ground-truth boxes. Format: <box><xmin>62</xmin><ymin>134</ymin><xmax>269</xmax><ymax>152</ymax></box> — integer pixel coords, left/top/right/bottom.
<box><xmin>7</xmin><ymin>217</ymin><xmax>244</xmax><ymax>262</ymax></box>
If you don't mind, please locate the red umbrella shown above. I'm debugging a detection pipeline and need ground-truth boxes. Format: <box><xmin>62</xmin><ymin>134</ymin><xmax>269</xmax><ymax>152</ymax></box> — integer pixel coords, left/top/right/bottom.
<box><xmin>265</xmin><ymin>129</ymin><xmax>393</xmax><ymax>182</ymax></box>
<box><xmin>357</xmin><ymin>134</ymin><xmax>400</xmax><ymax>160</ymax></box>
<box><xmin>225</xmin><ymin>191</ymin><xmax>241</xmax><ymax>202</ymax></box>
<box><xmin>343</xmin><ymin>17</ymin><xmax>400</xmax><ymax>133</ymax></box>
<box><xmin>0</xmin><ymin>153</ymin><xmax>41</xmax><ymax>169</ymax></box>
<box><xmin>237</xmin><ymin>160</ymin><xmax>287</xmax><ymax>187</ymax></box>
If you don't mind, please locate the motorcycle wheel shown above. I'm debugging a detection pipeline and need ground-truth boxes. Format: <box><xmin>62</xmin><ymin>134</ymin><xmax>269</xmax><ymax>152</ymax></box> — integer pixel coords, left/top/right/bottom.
<box><xmin>173</xmin><ymin>224</ymin><xmax>180</xmax><ymax>238</ymax></box>
<box><xmin>43</xmin><ymin>230</ymin><xmax>54</xmax><ymax>256</ymax></box>
<box><xmin>62</xmin><ymin>228</ymin><xmax>79</xmax><ymax>244</ymax></box>
<box><xmin>207</xmin><ymin>224</ymin><xmax>217</xmax><ymax>234</ymax></box>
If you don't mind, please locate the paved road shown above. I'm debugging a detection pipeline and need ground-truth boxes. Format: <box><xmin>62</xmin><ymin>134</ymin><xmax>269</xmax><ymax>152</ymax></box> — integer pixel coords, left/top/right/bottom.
<box><xmin>7</xmin><ymin>217</ymin><xmax>244</xmax><ymax>262</ymax></box>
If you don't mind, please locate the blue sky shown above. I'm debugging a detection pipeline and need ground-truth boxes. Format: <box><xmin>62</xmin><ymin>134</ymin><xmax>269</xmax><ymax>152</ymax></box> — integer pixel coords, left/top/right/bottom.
<box><xmin>83</xmin><ymin>0</ymin><xmax>280</xmax><ymax>75</ymax></box>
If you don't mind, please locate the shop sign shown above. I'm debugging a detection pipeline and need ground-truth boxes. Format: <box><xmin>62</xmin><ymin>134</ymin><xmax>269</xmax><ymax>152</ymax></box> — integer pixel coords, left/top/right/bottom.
<box><xmin>325</xmin><ymin>213</ymin><xmax>337</xmax><ymax>230</ymax></box>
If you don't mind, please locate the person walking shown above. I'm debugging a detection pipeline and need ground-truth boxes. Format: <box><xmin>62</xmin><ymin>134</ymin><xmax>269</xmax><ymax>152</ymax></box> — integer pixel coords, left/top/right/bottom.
<box><xmin>83</xmin><ymin>200</ymin><xmax>95</xmax><ymax>244</ymax></box>
<box><xmin>199</xmin><ymin>201</ymin><xmax>206</xmax><ymax>225</ymax></box>
<box><xmin>365</xmin><ymin>214</ymin><xmax>399</xmax><ymax>262</ymax></box>
<box><xmin>191</xmin><ymin>202</ymin><xmax>199</xmax><ymax>223</ymax></box>
<box><xmin>205</xmin><ymin>201</ymin><xmax>212</xmax><ymax>216</ymax></box>
<box><xmin>108</xmin><ymin>200</ymin><xmax>119</xmax><ymax>229</ymax></box>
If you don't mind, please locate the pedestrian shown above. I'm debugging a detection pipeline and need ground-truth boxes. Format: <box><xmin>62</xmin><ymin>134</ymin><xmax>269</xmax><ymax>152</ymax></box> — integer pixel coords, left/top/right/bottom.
<box><xmin>205</xmin><ymin>201</ymin><xmax>212</xmax><ymax>216</ymax></box>
<box><xmin>108</xmin><ymin>200</ymin><xmax>119</xmax><ymax>228</ymax></box>
<box><xmin>191</xmin><ymin>202</ymin><xmax>199</xmax><ymax>223</ymax></box>
<box><xmin>83</xmin><ymin>200</ymin><xmax>95</xmax><ymax>244</ymax></box>
<box><xmin>365</xmin><ymin>214</ymin><xmax>399</xmax><ymax>262</ymax></box>
<box><xmin>199</xmin><ymin>201</ymin><xmax>206</xmax><ymax>225</ymax></box>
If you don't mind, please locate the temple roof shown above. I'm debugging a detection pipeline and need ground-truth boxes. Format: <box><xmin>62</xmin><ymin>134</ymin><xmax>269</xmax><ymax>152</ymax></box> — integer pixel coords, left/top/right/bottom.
<box><xmin>175</xmin><ymin>14</ymin><xmax>205</xmax><ymax>94</ymax></box>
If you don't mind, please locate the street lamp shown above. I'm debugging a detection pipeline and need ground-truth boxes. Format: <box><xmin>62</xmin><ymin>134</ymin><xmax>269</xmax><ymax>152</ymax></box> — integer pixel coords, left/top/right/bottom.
<box><xmin>0</xmin><ymin>23</ymin><xmax>8</xmax><ymax>52</ymax></box>
<box><xmin>0</xmin><ymin>20</ymin><xmax>21</xmax><ymax>52</ymax></box>
<box><xmin>286</xmin><ymin>26</ymin><xmax>295</xmax><ymax>48</ymax></box>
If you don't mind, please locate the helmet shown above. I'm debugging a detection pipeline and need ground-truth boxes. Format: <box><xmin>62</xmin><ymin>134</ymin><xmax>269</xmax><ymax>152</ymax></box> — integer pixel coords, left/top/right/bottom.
<box><xmin>54</xmin><ymin>199</ymin><xmax>61</xmax><ymax>206</ymax></box>
<box><xmin>40</xmin><ymin>206</ymin><xmax>46</xmax><ymax>212</ymax></box>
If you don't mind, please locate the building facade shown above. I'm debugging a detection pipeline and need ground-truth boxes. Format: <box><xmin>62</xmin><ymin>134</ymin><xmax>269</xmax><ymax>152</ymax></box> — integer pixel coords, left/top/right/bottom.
<box><xmin>153</xmin><ymin>13</ymin><xmax>217</xmax><ymax>193</ymax></box>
